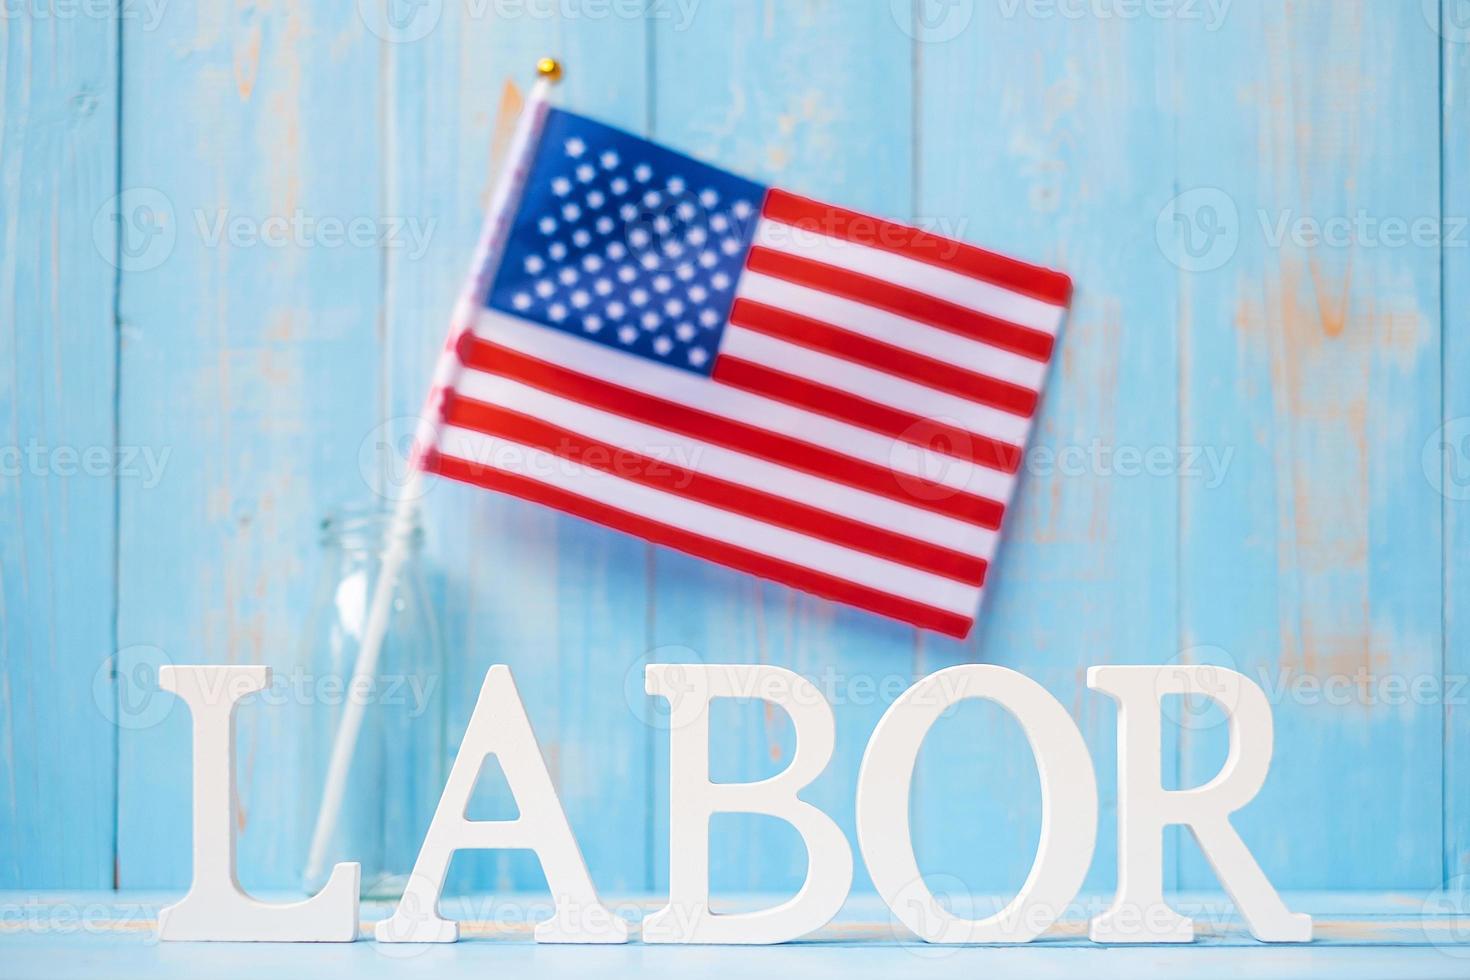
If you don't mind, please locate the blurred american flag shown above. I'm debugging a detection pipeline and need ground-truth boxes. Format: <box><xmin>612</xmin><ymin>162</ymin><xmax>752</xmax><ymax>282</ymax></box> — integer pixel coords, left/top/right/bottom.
<box><xmin>422</xmin><ymin>108</ymin><xmax>1071</xmax><ymax>638</ymax></box>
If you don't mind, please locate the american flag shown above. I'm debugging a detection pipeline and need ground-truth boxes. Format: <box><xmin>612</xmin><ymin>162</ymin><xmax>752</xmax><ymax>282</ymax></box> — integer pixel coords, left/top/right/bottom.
<box><xmin>421</xmin><ymin>108</ymin><xmax>1071</xmax><ymax>638</ymax></box>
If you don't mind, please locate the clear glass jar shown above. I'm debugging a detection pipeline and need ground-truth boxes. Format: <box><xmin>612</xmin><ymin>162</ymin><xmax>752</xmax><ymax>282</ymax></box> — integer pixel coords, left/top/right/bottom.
<box><xmin>298</xmin><ymin>502</ymin><xmax>445</xmax><ymax>898</ymax></box>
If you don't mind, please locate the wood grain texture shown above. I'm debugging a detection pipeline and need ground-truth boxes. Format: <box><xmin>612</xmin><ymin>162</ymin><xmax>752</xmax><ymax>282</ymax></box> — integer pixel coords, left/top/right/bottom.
<box><xmin>113</xmin><ymin>0</ymin><xmax>385</xmax><ymax>887</ymax></box>
<box><xmin>0</xmin><ymin>0</ymin><xmax>1462</xmax><ymax>897</ymax></box>
<box><xmin>0</xmin><ymin>6</ymin><xmax>118</xmax><ymax>888</ymax></box>
<box><xmin>1175</xmin><ymin>1</ymin><xmax>1444</xmax><ymax>889</ymax></box>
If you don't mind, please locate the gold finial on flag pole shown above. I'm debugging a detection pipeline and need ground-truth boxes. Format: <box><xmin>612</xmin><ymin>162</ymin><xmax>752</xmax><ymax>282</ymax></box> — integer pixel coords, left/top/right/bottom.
<box><xmin>536</xmin><ymin>57</ymin><xmax>563</xmax><ymax>82</ymax></box>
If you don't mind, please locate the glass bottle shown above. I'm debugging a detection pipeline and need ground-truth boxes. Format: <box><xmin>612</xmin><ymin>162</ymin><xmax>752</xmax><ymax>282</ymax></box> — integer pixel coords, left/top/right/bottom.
<box><xmin>298</xmin><ymin>502</ymin><xmax>445</xmax><ymax>898</ymax></box>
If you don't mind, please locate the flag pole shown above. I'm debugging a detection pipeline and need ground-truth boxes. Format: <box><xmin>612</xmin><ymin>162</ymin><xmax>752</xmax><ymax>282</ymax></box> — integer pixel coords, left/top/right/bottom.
<box><xmin>303</xmin><ymin>58</ymin><xmax>563</xmax><ymax>890</ymax></box>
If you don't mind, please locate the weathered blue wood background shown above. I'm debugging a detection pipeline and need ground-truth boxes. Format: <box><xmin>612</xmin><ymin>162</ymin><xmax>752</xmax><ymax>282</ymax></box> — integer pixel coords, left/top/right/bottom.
<box><xmin>2</xmin><ymin>0</ymin><xmax>1465</xmax><ymax>898</ymax></box>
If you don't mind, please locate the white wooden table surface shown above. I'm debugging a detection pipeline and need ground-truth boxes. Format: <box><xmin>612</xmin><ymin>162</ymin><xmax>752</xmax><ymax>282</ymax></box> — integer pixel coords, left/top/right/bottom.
<box><xmin>5</xmin><ymin>891</ymin><xmax>1470</xmax><ymax>979</ymax></box>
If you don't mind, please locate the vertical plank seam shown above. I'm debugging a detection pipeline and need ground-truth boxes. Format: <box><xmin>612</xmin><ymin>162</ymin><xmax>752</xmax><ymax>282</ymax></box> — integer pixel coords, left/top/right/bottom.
<box><xmin>376</xmin><ymin>27</ymin><xmax>393</xmax><ymax>486</ymax></box>
<box><xmin>906</xmin><ymin>0</ymin><xmax>929</xmax><ymax>876</ymax></box>
<box><xmin>644</xmin><ymin>6</ymin><xmax>658</xmax><ymax>138</ymax></box>
<box><xmin>905</xmin><ymin>0</ymin><xmax>924</xmax><ymax>837</ymax></box>
<box><xmin>643</xmin><ymin>2</ymin><xmax>658</xmax><ymax>893</ymax></box>
<box><xmin>910</xmin><ymin>0</ymin><xmax>921</xmax><ymax>224</ymax></box>
<box><xmin>1439</xmin><ymin>0</ymin><xmax>1451</xmax><ymax>892</ymax></box>
<box><xmin>1168</xmin><ymin>15</ymin><xmax>1183</xmax><ymax>895</ymax></box>
<box><xmin>644</xmin><ymin>544</ymin><xmax>656</xmax><ymax>892</ymax></box>
<box><xmin>109</xmin><ymin>0</ymin><xmax>125</xmax><ymax>893</ymax></box>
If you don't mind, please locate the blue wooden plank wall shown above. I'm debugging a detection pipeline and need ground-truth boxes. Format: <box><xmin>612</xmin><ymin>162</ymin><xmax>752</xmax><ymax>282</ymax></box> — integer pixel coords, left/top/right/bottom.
<box><xmin>0</xmin><ymin>1</ymin><xmax>118</xmax><ymax>888</ymax></box>
<box><xmin>0</xmin><ymin>0</ymin><xmax>1463</xmax><ymax>897</ymax></box>
<box><xmin>1174</xmin><ymin>3</ymin><xmax>1445</xmax><ymax>889</ymax></box>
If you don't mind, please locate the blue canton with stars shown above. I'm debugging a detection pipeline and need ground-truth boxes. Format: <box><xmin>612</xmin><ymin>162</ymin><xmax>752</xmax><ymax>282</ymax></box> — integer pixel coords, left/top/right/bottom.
<box><xmin>488</xmin><ymin>109</ymin><xmax>767</xmax><ymax>376</ymax></box>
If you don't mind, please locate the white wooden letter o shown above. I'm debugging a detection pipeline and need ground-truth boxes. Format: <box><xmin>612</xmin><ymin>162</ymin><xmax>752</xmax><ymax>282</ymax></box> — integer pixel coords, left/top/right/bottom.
<box><xmin>856</xmin><ymin>664</ymin><xmax>1097</xmax><ymax>944</ymax></box>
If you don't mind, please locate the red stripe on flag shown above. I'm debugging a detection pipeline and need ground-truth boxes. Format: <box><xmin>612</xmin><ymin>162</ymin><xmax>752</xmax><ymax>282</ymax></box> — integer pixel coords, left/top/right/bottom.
<box><xmin>443</xmin><ymin>394</ymin><xmax>988</xmax><ymax>586</ymax></box>
<box><xmin>711</xmin><ymin>355</ymin><xmax>1020</xmax><ymax>508</ymax></box>
<box><xmin>746</xmin><ymin>246</ymin><xmax>1054</xmax><ymax>363</ymax></box>
<box><xmin>761</xmin><ymin>188</ymin><xmax>1073</xmax><ymax>307</ymax></box>
<box><xmin>423</xmin><ymin>448</ymin><xmax>975</xmax><ymax>638</ymax></box>
<box><xmin>457</xmin><ymin>334</ymin><xmax>1012</xmax><ymax>527</ymax></box>
<box><xmin>729</xmin><ymin>298</ymin><xmax>1038</xmax><ymax>419</ymax></box>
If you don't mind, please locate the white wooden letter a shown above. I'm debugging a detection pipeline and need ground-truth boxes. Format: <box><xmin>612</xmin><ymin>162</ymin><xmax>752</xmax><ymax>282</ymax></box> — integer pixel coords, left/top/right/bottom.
<box><xmin>376</xmin><ymin>665</ymin><xmax>627</xmax><ymax>944</ymax></box>
<box><xmin>157</xmin><ymin>665</ymin><xmax>360</xmax><ymax>942</ymax></box>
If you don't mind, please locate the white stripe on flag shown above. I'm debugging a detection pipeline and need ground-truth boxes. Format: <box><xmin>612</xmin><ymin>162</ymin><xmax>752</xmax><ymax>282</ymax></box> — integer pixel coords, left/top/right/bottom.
<box><xmin>752</xmin><ymin>218</ymin><xmax>1067</xmax><ymax>336</ymax></box>
<box><xmin>721</xmin><ymin>326</ymin><xmax>1034</xmax><ymax>443</ymax></box>
<box><xmin>736</xmin><ymin>271</ymin><xmax>1048</xmax><ymax>391</ymax></box>
<box><xmin>454</xmin><ymin>369</ymin><xmax>1000</xmax><ymax>558</ymax></box>
<box><xmin>471</xmin><ymin>310</ymin><xmax>1017</xmax><ymax>499</ymax></box>
<box><xmin>436</xmin><ymin>425</ymin><xmax>982</xmax><ymax>615</ymax></box>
